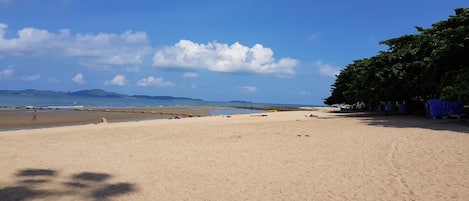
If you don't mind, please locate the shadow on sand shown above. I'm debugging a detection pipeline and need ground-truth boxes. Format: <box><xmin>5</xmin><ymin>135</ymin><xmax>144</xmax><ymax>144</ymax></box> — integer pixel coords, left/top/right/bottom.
<box><xmin>329</xmin><ymin>111</ymin><xmax>469</xmax><ymax>133</ymax></box>
<box><xmin>0</xmin><ymin>168</ymin><xmax>136</xmax><ymax>201</ymax></box>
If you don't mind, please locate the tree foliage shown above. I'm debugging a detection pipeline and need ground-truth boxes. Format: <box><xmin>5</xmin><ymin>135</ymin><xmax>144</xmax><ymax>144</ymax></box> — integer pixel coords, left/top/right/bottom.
<box><xmin>325</xmin><ymin>8</ymin><xmax>469</xmax><ymax>106</ymax></box>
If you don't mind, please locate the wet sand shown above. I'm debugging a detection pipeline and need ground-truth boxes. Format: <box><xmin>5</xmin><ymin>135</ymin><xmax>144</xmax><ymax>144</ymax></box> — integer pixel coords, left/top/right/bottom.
<box><xmin>0</xmin><ymin>108</ymin><xmax>468</xmax><ymax>200</ymax></box>
<box><xmin>0</xmin><ymin>107</ymin><xmax>213</xmax><ymax>130</ymax></box>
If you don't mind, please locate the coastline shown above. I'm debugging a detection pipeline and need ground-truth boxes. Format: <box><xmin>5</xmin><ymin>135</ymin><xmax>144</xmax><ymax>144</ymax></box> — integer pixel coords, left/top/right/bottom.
<box><xmin>0</xmin><ymin>105</ymin><xmax>318</xmax><ymax>131</ymax></box>
<box><xmin>0</xmin><ymin>106</ymin><xmax>217</xmax><ymax>131</ymax></box>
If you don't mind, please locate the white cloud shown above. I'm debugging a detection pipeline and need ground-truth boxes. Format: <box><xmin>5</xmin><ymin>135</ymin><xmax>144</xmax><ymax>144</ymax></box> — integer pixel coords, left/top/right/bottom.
<box><xmin>238</xmin><ymin>86</ymin><xmax>257</xmax><ymax>93</ymax></box>
<box><xmin>104</xmin><ymin>75</ymin><xmax>127</xmax><ymax>86</ymax></box>
<box><xmin>21</xmin><ymin>74</ymin><xmax>40</xmax><ymax>81</ymax></box>
<box><xmin>182</xmin><ymin>72</ymin><xmax>198</xmax><ymax>78</ymax></box>
<box><xmin>137</xmin><ymin>76</ymin><xmax>174</xmax><ymax>87</ymax></box>
<box><xmin>0</xmin><ymin>23</ymin><xmax>152</xmax><ymax>68</ymax></box>
<box><xmin>153</xmin><ymin>40</ymin><xmax>298</xmax><ymax>75</ymax></box>
<box><xmin>72</xmin><ymin>73</ymin><xmax>85</xmax><ymax>84</ymax></box>
<box><xmin>0</xmin><ymin>68</ymin><xmax>13</xmax><ymax>79</ymax></box>
<box><xmin>316</xmin><ymin>61</ymin><xmax>341</xmax><ymax>77</ymax></box>
<box><xmin>66</xmin><ymin>31</ymin><xmax>152</xmax><ymax>67</ymax></box>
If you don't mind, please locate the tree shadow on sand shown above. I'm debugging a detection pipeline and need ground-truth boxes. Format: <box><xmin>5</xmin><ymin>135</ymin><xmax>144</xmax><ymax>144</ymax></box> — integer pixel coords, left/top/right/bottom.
<box><xmin>329</xmin><ymin>111</ymin><xmax>469</xmax><ymax>133</ymax></box>
<box><xmin>0</xmin><ymin>168</ymin><xmax>136</xmax><ymax>201</ymax></box>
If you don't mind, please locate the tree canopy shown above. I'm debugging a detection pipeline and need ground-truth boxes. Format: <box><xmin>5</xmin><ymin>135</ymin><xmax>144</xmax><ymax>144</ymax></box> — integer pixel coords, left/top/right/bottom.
<box><xmin>325</xmin><ymin>8</ymin><xmax>469</xmax><ymax>106</ymax></box>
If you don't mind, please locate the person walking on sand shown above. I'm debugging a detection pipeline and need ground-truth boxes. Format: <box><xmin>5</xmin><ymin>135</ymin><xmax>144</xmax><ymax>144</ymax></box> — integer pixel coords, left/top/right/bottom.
<box><xmin>32</xmin><ymin>109</ymin><xmax>38</xmax><ymax>121</ymax></box>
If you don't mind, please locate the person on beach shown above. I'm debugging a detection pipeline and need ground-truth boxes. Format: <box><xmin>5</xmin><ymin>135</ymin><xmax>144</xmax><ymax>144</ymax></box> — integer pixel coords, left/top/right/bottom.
<box><xmin>32</xmin><ymin>109</ymin><xmax>38</xmax><ymax>121</ymax></box>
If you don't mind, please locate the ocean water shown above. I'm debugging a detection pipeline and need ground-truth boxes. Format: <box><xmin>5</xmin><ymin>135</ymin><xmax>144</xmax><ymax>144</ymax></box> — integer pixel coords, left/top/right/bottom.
<box><xmin>0</xmin><ymin>94</ymin><xmax>316</xmax><ymax>109</ymax></box>
<box><xmin>210</xmin><ymin>108</ymin><xmax>266</xmax><ymax>115</ymax></box>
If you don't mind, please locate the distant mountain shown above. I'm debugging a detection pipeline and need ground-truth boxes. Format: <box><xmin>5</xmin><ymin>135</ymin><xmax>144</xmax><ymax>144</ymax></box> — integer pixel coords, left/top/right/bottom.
<box><xmin>71</xmin><ymin>89</ymin><xmax>124</xmax><ymax>97</ymax></box>
<box><xmin>0</xmin><ymin>89</ymin><xmax>67</xmax><ymax>96</ymax></box>
<box><xmin>229</xmin><ymin>100</ymin><xmax>253</xmax><ymax>103</ymax></box>
<box><xmin>0</xmin><ymin>89</ymin><xmax>202</xmax><ymax>101</ymax></box>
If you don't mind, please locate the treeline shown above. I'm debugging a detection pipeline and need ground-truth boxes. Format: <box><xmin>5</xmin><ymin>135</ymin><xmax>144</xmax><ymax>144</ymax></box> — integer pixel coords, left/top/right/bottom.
<box><xmin>325</xmin><ymin>8</ymin><xmax>469</xmax><ymax>110</ymax></box>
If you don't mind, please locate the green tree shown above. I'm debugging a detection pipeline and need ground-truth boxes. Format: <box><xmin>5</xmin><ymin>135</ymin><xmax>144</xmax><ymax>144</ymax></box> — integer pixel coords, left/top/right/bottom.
<box><xmin>325</xmin><ymin>8</ymin><xmax>469</xmax><ymax>107</ymax></box>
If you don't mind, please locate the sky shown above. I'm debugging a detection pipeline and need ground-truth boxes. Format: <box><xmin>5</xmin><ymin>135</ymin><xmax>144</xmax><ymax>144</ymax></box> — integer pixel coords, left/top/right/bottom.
<box><xmin>0</xmin><ymin>0</ymin><xmax>467</xmax><ymax>105</ymax></box>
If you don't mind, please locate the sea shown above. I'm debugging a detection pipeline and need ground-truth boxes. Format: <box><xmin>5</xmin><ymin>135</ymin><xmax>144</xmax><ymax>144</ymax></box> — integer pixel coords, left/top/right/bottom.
<box><xmin>0</xmin><ymin>93</ymin><xmax>320</xmax><ymax>114</ymax></box>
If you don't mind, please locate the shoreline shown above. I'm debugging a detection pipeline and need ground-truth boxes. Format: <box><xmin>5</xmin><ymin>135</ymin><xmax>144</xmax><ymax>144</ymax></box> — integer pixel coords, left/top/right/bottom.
<box><xmin>0</xmin><ymin>106</ymin><xmax>219</xmax><ymax>131</ymax></box>
<box><xmin>0</xmin><ymin>105</ymin><xmax>319</xmax><ymax>131</ymax></box>
<box><xmin>3</xmin><ymin>105</ymin><xmax>467</xmax><ymax>131</ymax></box>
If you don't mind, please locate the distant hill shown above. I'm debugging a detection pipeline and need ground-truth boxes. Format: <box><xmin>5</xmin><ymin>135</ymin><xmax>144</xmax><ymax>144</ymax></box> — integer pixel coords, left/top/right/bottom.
<box><xmin>0</xmin><ymin>89</ymin><xmax>67</xmax><ymax>96</ymax></box>
<box><xmin>71</xmin><ymin>89</ymin><xmax>124</xmax><ymax>97</ymax></box>
<box><xmin>0</xmin><ymin>89</ymin><xmax>202</xmax><ymax>101</ymax></box>
<box><xmin>229</xmin><ymin>100</ymin><xmax>253</xmax><ymax>103</ymax></box>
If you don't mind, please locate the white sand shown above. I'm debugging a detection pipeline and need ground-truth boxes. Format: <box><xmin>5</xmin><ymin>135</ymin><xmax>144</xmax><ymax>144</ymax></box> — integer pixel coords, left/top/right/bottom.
<box><xmin>1</xmin><ymin>108</ymin><xmax>468</xmax><ymax>201</ymax></box>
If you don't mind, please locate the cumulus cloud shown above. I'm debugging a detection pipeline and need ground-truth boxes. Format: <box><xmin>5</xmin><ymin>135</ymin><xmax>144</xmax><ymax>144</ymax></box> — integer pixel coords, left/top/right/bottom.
<box><xmin>21</xmin><ymin>74</ymin><xmax>40</xmax><ymax>81</ymax></box>
<box><xmin>104</xmin><ymin>75</ymin><xmax>127</xmax><ymax>86</ymax></box>
<box><xmin>72</xmin><ymin>73</ymin><xmax>85</xmax><ymax>84</ymax></box>
<box><xmin>0</xmin><ymin>23</ymin><xmax>152</xmax><ymax>68</ymax></box>
<box><xmin>153</xmin><ymin>40</ymin><xmax>298</xmax><ymax>74</ymax></box>
<box><xmin>238</xmin><ymin>86</ymin><xmax>257</xmax><ymax>93</ymax></box>
<box><xmin>182</xmin><ymin>72</ymin><xmax>198</xmax><ymax>78</ymax></box>
<box><xmin>0</xmin><ymin>68</ymin><xmax>13</xmax><ymax>79</ymax></box>
<box><xmin>137</xmin><ymin>76</ymin><xmax>174</xmax><ymax>87</ymax></box>
<box><xmin>316</xmin><ymin>61</ymin><xmax>341</xmax><ymax>77</ymax></box>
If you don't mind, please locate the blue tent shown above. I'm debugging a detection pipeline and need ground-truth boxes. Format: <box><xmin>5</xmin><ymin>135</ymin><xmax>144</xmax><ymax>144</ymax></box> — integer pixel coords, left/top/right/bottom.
<box><xmin>426</xmin><ymin>99</ymin><xmax>464</xmax><ymax>118</ymax></box>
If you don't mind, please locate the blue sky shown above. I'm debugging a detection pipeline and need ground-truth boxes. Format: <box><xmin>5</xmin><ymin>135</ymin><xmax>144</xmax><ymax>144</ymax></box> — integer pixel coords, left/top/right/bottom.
<box><xmin>0</xmin><ymin>0</ymin><xmax>467</xmax><ymax>105</ymax></box>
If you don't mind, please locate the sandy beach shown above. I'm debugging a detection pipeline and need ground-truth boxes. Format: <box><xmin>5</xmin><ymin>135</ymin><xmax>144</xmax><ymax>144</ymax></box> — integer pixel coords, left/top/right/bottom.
<box><xmin>0</xmin><ymin>108</ymin><xmax>468</xmax><ymax>201</ymax></box>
